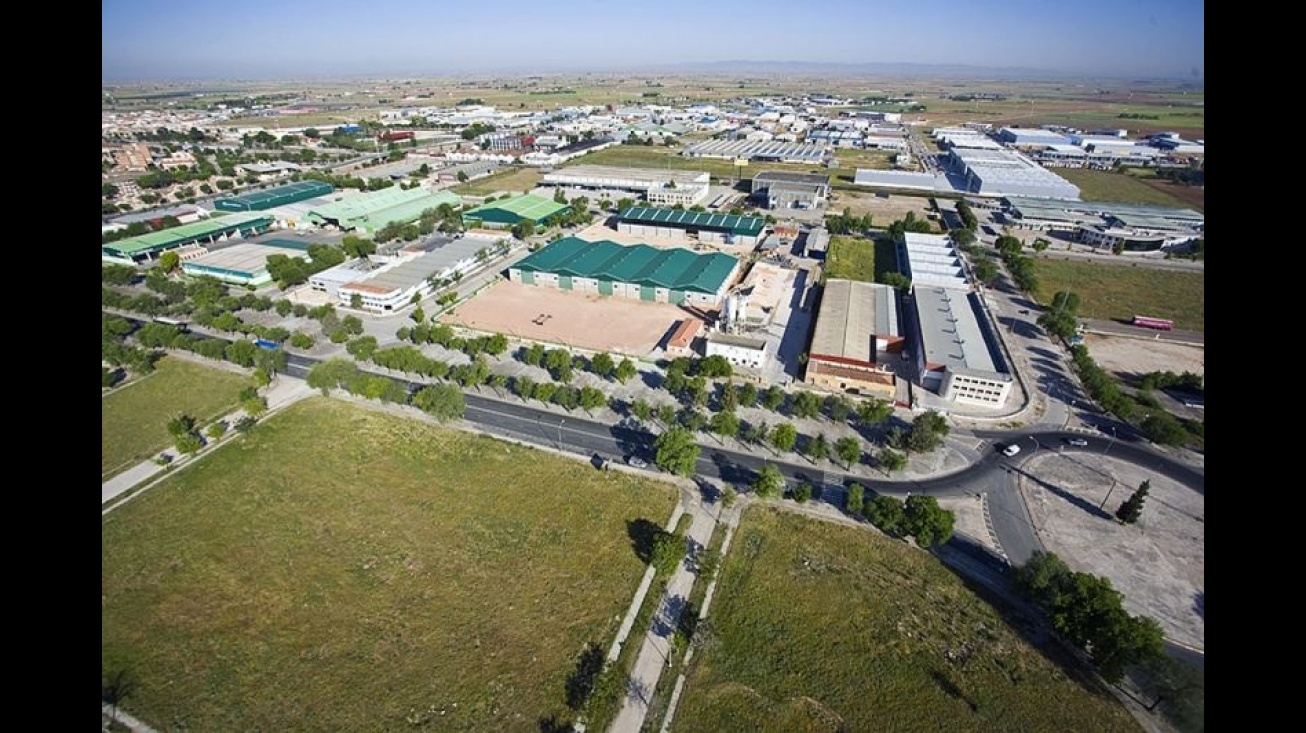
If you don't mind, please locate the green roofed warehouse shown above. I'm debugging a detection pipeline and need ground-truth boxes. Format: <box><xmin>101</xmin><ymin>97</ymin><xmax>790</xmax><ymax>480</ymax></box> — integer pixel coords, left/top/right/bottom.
<box><xmin>508</xmin><ymin>237</ymin><xmax>741</xmax><ymax>307</ymax></box>
<box><xmin>462</xmin><ymin>194</ymin><xmax>569</xmax><ymax>230</ymax></box>
<box><xmin>305</xmin><ymin>187</ymin><xmax>462</xmax><ymax>234</ymax></box>
<box><xmin>618</xmin><ymin>206</ymin><xmax>767</xmax><ymax>246</ymax></box>
<box><xmin>212</xmin><ymin>180</ymin><xmax>335</xmax><ymax>212</ymax></box>
<box><xmin>102</xmin><ymin>212</ymin><xmax>275</xmax><ymax>264</ymax></box>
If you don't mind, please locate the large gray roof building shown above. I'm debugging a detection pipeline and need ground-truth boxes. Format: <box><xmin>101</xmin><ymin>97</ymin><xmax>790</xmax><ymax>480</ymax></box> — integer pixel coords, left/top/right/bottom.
<box><xmin>913</xmin><ymin>286</ymin><xmax>1012</xmax><ymax>407</ymax></box>
<box><xmin>804</xmin><ymin>279</ymin><xmax>901</xmax><ymax>398</ymax></box>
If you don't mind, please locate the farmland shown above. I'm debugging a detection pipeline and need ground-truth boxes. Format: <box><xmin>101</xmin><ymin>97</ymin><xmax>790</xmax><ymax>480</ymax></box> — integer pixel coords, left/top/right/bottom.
<box><xmin>1032</xmin><ymin>258</ymin><xmax>1204</xmax><ymax>331</ymax></box>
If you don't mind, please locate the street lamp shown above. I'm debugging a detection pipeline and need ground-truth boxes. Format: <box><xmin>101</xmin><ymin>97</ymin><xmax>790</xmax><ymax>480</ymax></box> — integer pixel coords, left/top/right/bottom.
<box><xmin>557</xmin><ymin>418</ymin><xmax>566</xmax><ymax>450</ymax></box>
<box><xmin>1102</xmin><ymin>426</ymin><xmax>1117</xmax><ymax>457</ymax></box>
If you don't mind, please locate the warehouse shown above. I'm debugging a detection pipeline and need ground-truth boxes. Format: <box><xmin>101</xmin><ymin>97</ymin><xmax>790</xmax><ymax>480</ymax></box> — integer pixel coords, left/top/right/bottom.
<box><xmin>102</xmin><ymin>212</ymin><xmax>275</xmax><ymax>263</ymax></box>
<box><xmin>180</xmin><ymin>239</ymin><xmax>310</xmax><ymax>286</ymax></box>
<box><xmin>507</xmin><ymin>236</ymin><xmax>740</xmax><ymax>307</ymax></box>
<box><xmin>212</xmin><ymin>180</ymin><xmax>335</xmax><ymax>212</ymax></box>
<box><xmin>617</xmin><ymin>206</ymin><xmax>767</xmax><ymax>247</ymax></box>
<box><xmin>900</xmin><ymin>232</ymin><xmax>969</xmax><ymax>290</ymax></box>
<box><xmin>543</xmin><ymin>165</ymin><xmax>710</xmax><ymax>207</ymax></box>
<box><xmin>949</xmin><ymin>147</ymin><xmax>1081</xmax><ymax>200</ymax></box>
<box><xmin>804</xmin><ymin>279</ymin><xmax>900</xmax><ymax>399</ymax></box>
<box><xmin>461</xmin><ymin>194</ymin><xmax>569</xmax><ymax>229</ymax></box>
<box><xmin>912</xmin><ymin>286</ymin><xmax>1012</xmax><ymax>407</ymax></box>
<box><xmin>852</xmin><ymin>169</ymin><xmax>956</xmax><ymax>193</ymax></box>
<box><xmin>682</xmin><ymin>139</ymin><xmax>828</xmax><ymax>164</ymax></box>
<box><xmin>1002</xmin><ymin>197</ymin><xmax>1204</xmax><ymax>238</ymax></box>
<box><xmin>310</xmin><ymin>236</ymin><xmax>490</xmax><ymax>311</ymax></box>
<box><xmin>704</xmin><ymin>331</ymin><xmax>769</xmax><ymax>371</ymax></box>
<box><xmin>997</xmin><ymin>127</ymin><xmax>1074</xmax><ymax>147</ymax></box>
<box><xmin>306</xmin><ymin>187</ymin><xmax>462</xmax><ymax>233</ymax></box>
<box><xmin>750</xmin><ymin>171</ymin><xmax>831</xmax><ymax>210</ymax></box>
<box><xmin>437</xmin><ymin>160</ymin><xmax>499</xmax><ymax>183</ymax></box>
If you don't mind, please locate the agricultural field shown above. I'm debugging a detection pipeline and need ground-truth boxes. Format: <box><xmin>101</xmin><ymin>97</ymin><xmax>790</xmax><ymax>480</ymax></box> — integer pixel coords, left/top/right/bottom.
<box><xmin>1052</xmin><ymin>169</ymin><xmax>1196</xmax><ymax>209</ymax></box>
<box><xmin>1032</xmin><ymin>259</ymin><xmax>1205</xmax><ymax>332</ymax></box>
<box><xmin>102</xmin><ymin>397</ymin><xmax>677</xmax><ymax>733</ymax></box>
<box><xmin>451</xmin><ymin>166</ymin><xmax>543</xmax><ymax>197</ymax></box>
<box><xmin>831</xmin><ymin>147</ymin><xmax>895</xmax><ymax>171</ymax></box>
<box><xmin>101</xmin><ymin>356</ymin><xmax>250</xmax><ymax>480</ymax></box>
<box><xmin>671</xmin><ymin>508</ymin><xmax>1141</xmax><ymax>733</ymax></box>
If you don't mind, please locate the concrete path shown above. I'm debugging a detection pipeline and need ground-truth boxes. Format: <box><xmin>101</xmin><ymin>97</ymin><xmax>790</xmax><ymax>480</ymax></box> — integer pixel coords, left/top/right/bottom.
<box><xmin>102</xmin><ymin>703</ymin><xmax>160</xmax><ymax>733</ymax></box>
<box><xmin>102</xmin><ymin>376</ymin><xmax>314</xmax><ymax>508</ymax></box>
<box><xmin>608</xmin><ymin>500</ymin><xmax>719</xmax><ymax>733</ymax></box>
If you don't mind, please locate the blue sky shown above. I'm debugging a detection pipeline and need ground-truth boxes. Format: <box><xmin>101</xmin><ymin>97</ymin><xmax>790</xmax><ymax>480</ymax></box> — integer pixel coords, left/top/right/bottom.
<box><xmin>102</xmin><ymin>0</ymin><xmax>1203</xmax><ymax>80</ymax></box>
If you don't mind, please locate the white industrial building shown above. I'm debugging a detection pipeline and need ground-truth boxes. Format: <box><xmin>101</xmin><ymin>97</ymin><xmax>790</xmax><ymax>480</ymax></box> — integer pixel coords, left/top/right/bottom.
<box><xmin>542</xmin><ymin>165</ymin><xmax>710</xmax><ymax>207</ymax></box>
<box><xmin>309</xmin><ymin>234</ymin><xmax>501</xmax><ymax>312</ymax></box>
<box><xmin>704</xmin><ymin>331</ymin><xmax>769</xmax><ymax>370</ymax></box>
<box><xmin>901</xmin><ymin>232</ymin><xmax>969</xmax><ymax>289</ymax></box>
<box><xmin>912</xmin><ymin>286</ymin><xmax>1013</xmax><ymax>408</ymax></box>
<box><xmin>853</xmin><ymin>169</ymin><xmax>955</xmax><ymax>192</ymax></box>
<box><xmin>682</xmin><ymin>139</ymin><xmax>828</xmax><ymax>164</ymax></box>
<box><xmin>949</xmin><ymin>146</ymin><xmax>1081</xmax><ymax>200</ymax></box>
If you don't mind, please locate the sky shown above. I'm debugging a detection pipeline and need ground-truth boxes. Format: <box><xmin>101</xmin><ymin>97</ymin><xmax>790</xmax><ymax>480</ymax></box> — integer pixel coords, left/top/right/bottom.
<box><xmin>102</xmin><ymin>0</ymin><xmax>1204</xmax><ymax>81</ymax></box>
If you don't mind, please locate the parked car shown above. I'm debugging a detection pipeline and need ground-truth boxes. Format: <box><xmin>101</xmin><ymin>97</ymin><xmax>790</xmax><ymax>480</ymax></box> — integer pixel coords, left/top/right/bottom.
<box><xmin>1001</xmin><ymin>444</ymin><xmax>1022</xmax><ymax>457</ymax></box>
<box><xmin>1064</xmin><ymin>437</ymin><xmax>1089</xmax><ymax>447</ymax></box>
<box><xmin>625</xmin><ymin>455</ymin><xmax>648</xmax><ymax>469</ymax></box>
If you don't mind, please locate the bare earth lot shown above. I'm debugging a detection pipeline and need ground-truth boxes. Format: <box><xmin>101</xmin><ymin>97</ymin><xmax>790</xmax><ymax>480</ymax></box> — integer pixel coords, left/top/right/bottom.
<box><xmin>1084</xmin><ymin>334</ymin><xmax>1204</xmax><ymax>379</ymax></box>
<box><xmin>826</xmin><ymin>191</ymin><xmax>936</xmax><ymax>226</ymax></box>
<box><xmin>1020</xmin><ymin>453</ymin><xmax>1204</xmax><ymax>651</ymax></box>
<box><xmin>442</xmin><ymin>279</ymin><xmax>697</xmax><ymax>356</ymax></box>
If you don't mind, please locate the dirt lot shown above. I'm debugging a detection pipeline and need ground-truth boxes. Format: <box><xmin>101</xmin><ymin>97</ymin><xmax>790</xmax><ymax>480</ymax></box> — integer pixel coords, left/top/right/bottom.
<box><xmin>1021</xmin><ymin>453</ymin><xmax>1204</xmax><ymax>651</ymax></box>
<box><xmin>1084</xmin><ymin>333</ymin><xmax>1204</xmax><ymax>379</ymax></box>
<box><xmin>825</xmin><ymin>191</ymin><xmax>936</xmax><ymax>226</ymax></box>
<box><xmin>441</xmin><ymin>279</ymin><xmax>699</xmax><ymax>357</ymax></box>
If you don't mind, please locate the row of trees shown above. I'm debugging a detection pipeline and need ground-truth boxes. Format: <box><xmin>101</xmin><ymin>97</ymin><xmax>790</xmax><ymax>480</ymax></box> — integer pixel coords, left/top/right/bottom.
<box><xmin>995</xmin><ymin>235</ymin><xmax>1039</xmax><ymax>293</ymax></box>
<box><xmin>306</xmin><ymin>358</ymin><xmax>467</xmax><ymax>422</ymax></box>
<box><xmin>862</xmin><ymin>493</ymin><xmax>956</xmax><ymax>547</ymax></box>
<box><xmin>825</xmin><ymin>208</ymin><xmax>874</xmax><ymax>236</ymax></box>
<box><xmin>1011</xmin><ymin>551</ymin><xmax>1164</xmax><ymax>682</ymax></box>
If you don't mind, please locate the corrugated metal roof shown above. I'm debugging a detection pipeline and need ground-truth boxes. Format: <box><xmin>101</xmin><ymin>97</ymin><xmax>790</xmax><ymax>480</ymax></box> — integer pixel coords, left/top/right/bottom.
<box><xmin>463</xmin><ymin>194</ymin><xmax>568</xmax><ymax>223</ymax></box>
<box><xmin>213</xmin><ymin>181</ymin><xmax>334</xmax><ymax>212</ymax></box>
<box><xmin>513</xmin><ymin>236</ymin><xmax>738</xmax><ymax>294</ymax></box>
<box><xmin>619</xmin><ymin>206</ymin><xmax>765</xmax><ymax>236</ymax></box>
<box><xmin>103</xmin><ymin>213</ymin><xmax>273</xmax><ymax>256</ymax></box>
<box><xmin>810</xmin><ymin>279</ymin><xmax>898</xmax><ymax>363</ymax></box>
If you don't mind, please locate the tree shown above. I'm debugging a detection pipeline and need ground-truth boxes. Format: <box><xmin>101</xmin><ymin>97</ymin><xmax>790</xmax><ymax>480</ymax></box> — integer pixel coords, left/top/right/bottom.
<box><xmin>761</xmin><ymin>386</ymin><xmax>786</xmax><ymax>411</ymax></box>
<box><xmin>174</xmin><ymin>432</ymin><xmax>204</xmax><ymax>455</ymax></box>
<box><xmin>903</xmin><ymin>495</ymin><xmax>955</xmax><ymax>547</ymax></box>
<box><xmin>1116</xmin><ymin>480</ymin><xmax>1151</xmax><ymax>525</ymax></box>
<box><xmin>544</xmin><ymin>348</ymin><xmax>574</xmax><ymax>382</ymax></box>
<box><xmin>308</xmin><ymin>359</ymin><xmax>360</xmax><ymax>396</ymax></box>
<box><xmin>456</xmin><ymin>170</ymin><xmax>469</xmax><ymax>183</ymax></box>
<box><xmin>834</xmin><ymin>436</ymin><xmax>862</xmax><ymax>469</ymax></box>
<box><xmin>808</xmin><ymin>433</ymin><xmax>830</xmax><ymax>463</ymax></box>
<box><xmin>737</xmin><ymin>383</ymin><xmax>758</xmax><ymax>408</ymax></box>
<box><xmin>590</xmin><ymin>352</ymin><xmax>616</xmax><ymax>379</ymax></box>
<box><xmin>857</xmin><ymin>398</ymin><xmax>893</xmax><ymax>425</ymax></box>
<box><xmin>792</xmin><ymin>390</ymin><xmax>821</xmax><ymax>419</ymax></box>
<box><xmin>615</xmin><ymin>357</ymin><xmax>637</xmax><ymax>384</ymax></box>
<box><xmin>845</xmin><ymin>483</ymin><xmax>865</xmax><ymax>515</ymax></box>
<box><xmin>823</xmin><ymin>395</ymin><xmax>853</xmax><ymax>422</ymax></box>
<box><xmin>1140</xmin><ymin>412</ymin><xmax>1188</xmax><ymax>446</ymax></box>
<box><xmin>631</xmin><ymin>398</ymin><xmax>653</xmax><ymax>423</ymax></box>
<box><xmin>697</xmin><ymin>355</ymin><xmax>733</xmax><ymax>379</ymax></box>
<box><xmin>877</xmin><ymin>447</ymin><xmax>907</xmax><ymax>474</ymax></box>
<box><xmin>158</xmin><ymin>250</ymin><xmax>180</xmax><ymax>273</ymax></box>
<box><xmin>950</xmin><ymin>227</ymin><xmax>977</xmax><ymax>247</ymax></box>
<box><xmin>411</xmin><ymin>384</ymin><xmax>466</xmax><ymax>423</ymax></box>
<box><xmin>793</xmin><ymin>483</ymin><xmax>814</xmax><ymax>503</ymax></box>
<box><xmin>906</xmin><ymin>411</ymin><xmax>950</xmax><ymax>453</ymax></box>
<box><xmin>864</xmin><ymin>494</ymin><xmax>905</xmax><ymax>535</ymax></box>
<box><xmin>708</xmin><ymin>410</ymin><xmax>740</xmax><ymax>443</ymax></box>
<box><xmin>769</xmin><ymin>423</ymin><xmax>797</xmax><ymax>454</ymax></box>
<box><xmin>741</xmin><ymin>420</ymin><xmax>767</xmax><ymax>445</ymax></box>
<box><xmin>650</xmin><ymin>529</ymin><xmax>684</xmax><ymax>577</ymax></box>
<box><xmin>752</xmin><ymin>464</ymin><xmax>784</xmax><ymax>499</ymax></box>
<box><xmin>579</xmin><ymin>386</ymin><xmax>607</xmax><ymax>415</ymax></box>
<box><xmin>720</xmin><ymin>486</ymin><xmax>738</xmax><ymax>509</ymax></box>
<box><xmin>656</xmin><ymin>403</ymin><xmax>677</xmax><ymax>428</ymax></box>
<box><xmin>653</xmin><ymin>427</ymin><xmax>700</xmax><ymax>477</ymax></box>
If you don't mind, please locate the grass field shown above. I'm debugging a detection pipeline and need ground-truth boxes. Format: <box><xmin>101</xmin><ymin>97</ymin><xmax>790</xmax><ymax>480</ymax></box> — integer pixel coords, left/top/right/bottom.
<box><xmin>832</xmin><ymin>147</ymin><xmax>895</xmax><ymax>171</ymax></box>
<box><xmin>824</xmin><ymin>236</ymin><xmax>877</xmax><ymax>282</ymax></box>
<box><xmin>1051</xmin><ymin>169</ymin><xmax>1194</xmax><ymax>208</ymax></box>
<box><xmin>101</xmin><ymin>357</ymin><xmax>250</xmax><ymax>480</ymax></box>
<box><xmin>450</xmin><ymin>166</ymin><xmax>543</xmax><ymax>196</ymax></box>
<box><xmin>670</xmin><ymin>508</ymin><xmax>1141</xmax><ymax>733</ymax></box>
<box><xmin>1032</xmin><ymin>259</ymin><xmax>1204</xmax><ymax>331</ymax></box>
<box><xmin>102</xmin><ymin>397</ymin><xmax>677</xmax><ymax>732</ymax></box>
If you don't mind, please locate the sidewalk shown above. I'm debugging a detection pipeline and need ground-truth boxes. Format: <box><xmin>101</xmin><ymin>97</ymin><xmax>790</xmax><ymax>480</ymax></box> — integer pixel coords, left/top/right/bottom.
<box><xmin>608</xmin><ymin>498</ymin><xmax>719</xmax><ymax>733</ymax></box>
<box><xmin>102</xmin><ymin>377</ymin><xmax>314</xmax><ymax>508</ymax></box>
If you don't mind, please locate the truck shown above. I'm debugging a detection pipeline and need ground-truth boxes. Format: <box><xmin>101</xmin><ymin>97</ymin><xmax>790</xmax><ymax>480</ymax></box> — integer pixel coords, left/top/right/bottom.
<box><xmin>1131</xmin><ymin>315</ymin><xmax>1174</xmax><ymax>331</ymax></box>
<box><xmin>254</xmin><ymin>338</ymin><xmax>280</xmax><ymax>350</ymax></box>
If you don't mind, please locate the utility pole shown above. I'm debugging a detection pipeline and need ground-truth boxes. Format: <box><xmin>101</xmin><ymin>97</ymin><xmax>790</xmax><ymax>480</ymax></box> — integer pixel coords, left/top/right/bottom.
<box><xmin>1098</xmin><ymin>477</ymin><xmax>1120</xmax><ymax>510</ymax></box>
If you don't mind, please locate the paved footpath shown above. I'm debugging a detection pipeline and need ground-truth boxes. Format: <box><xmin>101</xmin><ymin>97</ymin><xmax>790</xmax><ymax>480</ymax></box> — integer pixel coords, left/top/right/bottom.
<box><xmin>102</xmin><ymin>376</ymin><xmax>314</xmax><ymax>508</ymax></box>
<box><xmin>608</xmin><ymin>499</ymin><xmax>719</xmax><ymax>733</ymax></box>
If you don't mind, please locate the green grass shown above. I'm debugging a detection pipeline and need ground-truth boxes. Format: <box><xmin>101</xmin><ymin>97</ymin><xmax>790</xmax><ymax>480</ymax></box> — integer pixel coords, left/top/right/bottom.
<box><xmin>1052</xmin><ymin>169</ymin><xmax>1193</xmax><ymax>208</ymax></box>
<box><xmin>101</xmin><ymin>357</ymin><xmax>250</xmax><ymax>480</ymax></box>
<box><xmin>451</xmin><ymin>166</ymin><xmax>543</xmax><ymax>197</ymax></box>
<box><xmin>101</xmin><ymin>397</ymin><xmax>677</xmax><ymax>733</ymax></box>
<box><xmin>824</xmin><ymin>236</ymin><xmax>877</xmax><ymax>282</ymax></box>
<box><xmin>1032</xmin><ymin>259</ymin><xmax>1204</xmax><ymax>331</ymax></box>
<box><xmin>670</xmin><ymin>508</ymin><xmax>1141</xmax><ymax>733</ymax></box>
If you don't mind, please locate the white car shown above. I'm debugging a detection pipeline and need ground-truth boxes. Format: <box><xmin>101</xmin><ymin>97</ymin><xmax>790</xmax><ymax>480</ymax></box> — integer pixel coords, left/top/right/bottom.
<box><xmin>625</xmin><ymin>456</ymin><xmax>649</xmax><ymax>469</ymax></box>
<box><xmin>1001</xmin><ymin>444</ymin><xmax>1022</xmax><ymax>457</ymax></box>
<box><xmin>1064</xmin><ymin>437</ymin><xmax>1089</xmax><ymax>447</ymax></box>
